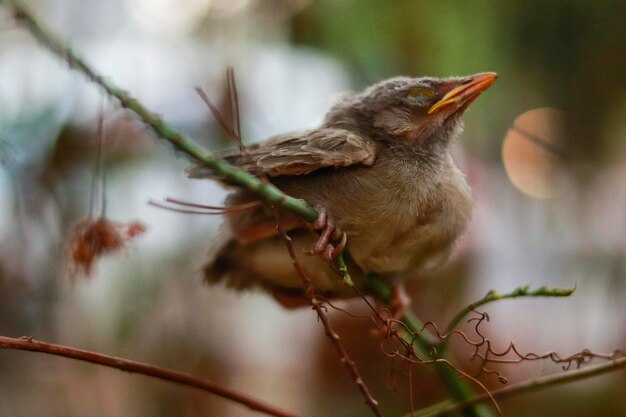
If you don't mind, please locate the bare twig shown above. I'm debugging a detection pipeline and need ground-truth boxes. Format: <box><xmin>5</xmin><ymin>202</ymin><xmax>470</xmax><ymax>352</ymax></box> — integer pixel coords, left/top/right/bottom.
<box><xmin>275</xmin><ymin>218</ymin><xmax>385</xmax><ymax>417</ymax></box>
<box><xmin>0</xmin><ymin>336</ymin><xmax>300</xmax><ymax>417</ymax></box>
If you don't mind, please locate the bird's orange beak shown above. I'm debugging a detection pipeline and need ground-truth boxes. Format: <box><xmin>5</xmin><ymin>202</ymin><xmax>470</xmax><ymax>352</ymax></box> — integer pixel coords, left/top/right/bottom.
<box><xmin>427</xmin><ymin>72</ymin><xmax>498</xmax><ymax>115</ymax></box>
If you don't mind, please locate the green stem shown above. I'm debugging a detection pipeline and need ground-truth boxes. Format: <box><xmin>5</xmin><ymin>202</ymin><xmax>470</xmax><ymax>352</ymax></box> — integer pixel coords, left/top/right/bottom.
<box><xmin>7</xmin><ymin>0</ymin><xmax>318</xmax><ymax>223</ymax></box>
<box><xmin>444</xmin><ymin>285</ymin><xmax>575</xmax><ymax>335</ymax></box>
<box><xmin>365</xmin><ymin>276</ymin><xmax>494</xmax><ymax>417</ymax></box>
<box><xmin>404</xmin><ymin>315</ymin><xmax>492</xmax><ymax>417</ymax></box>
<box><xmin>337</xmin><ymin>254</ymin><xmax>355</xmax><ymax>287</ymax></box>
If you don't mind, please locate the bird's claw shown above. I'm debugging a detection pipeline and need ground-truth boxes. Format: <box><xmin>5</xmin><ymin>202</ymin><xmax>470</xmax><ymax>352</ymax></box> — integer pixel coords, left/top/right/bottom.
<box><xmin>307</xmin><ymin>205</ymin><xmax>346</xmax><ymax>260</ymax></box>
<box><xmin>320</xmin><ymin>232</ymin><xmax>347</xmax><ymax>260</ymax></box>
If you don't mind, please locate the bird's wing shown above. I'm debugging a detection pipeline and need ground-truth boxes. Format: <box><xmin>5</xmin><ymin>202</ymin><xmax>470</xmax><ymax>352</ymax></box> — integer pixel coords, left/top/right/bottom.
<box><xmin>186</xmin><ymin>128</ymin><xmax>377</xmax><ymax>178</ymax></box>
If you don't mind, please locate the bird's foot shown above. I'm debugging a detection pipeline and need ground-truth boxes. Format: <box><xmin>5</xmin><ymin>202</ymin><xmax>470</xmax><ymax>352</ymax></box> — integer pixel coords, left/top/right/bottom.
<box><xmin>306</xmin><ymin>205</ymin><xmax>347</xmax><ymax>260</ymax></box>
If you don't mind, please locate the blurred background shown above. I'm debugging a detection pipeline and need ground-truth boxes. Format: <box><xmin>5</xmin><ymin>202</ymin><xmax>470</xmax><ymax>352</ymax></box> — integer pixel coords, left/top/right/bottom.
<box><xmin>0</xmin><ymin>0</ymin><xmax>624</xmax><ymax>416</ymax></box>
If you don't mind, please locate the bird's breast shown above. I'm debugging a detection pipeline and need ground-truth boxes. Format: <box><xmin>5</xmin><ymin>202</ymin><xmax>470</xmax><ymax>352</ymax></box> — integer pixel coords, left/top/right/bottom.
<box><xmin>336</xmin><ymin>157</ymin><xmax>473</xmax><ymax>275</ymax></box>
<box><xmin>272</xmin><ymin>149</ymin><xmax>473</xmax><ymax>277</ymax></box>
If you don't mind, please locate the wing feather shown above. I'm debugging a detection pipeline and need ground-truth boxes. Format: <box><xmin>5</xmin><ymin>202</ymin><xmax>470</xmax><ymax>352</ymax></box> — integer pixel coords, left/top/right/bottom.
<box><xmin>187</xmin><ymin>128</ymin><xmax>377</xmax><ymax>178</ymax></box>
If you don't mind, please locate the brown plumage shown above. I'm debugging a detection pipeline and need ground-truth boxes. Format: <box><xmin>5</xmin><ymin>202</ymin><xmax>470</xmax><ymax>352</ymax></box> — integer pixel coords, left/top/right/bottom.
<box><xmin>188</xmin><ymin>73</ymin><xmax>497</xmax><ymax>304</ymax></box>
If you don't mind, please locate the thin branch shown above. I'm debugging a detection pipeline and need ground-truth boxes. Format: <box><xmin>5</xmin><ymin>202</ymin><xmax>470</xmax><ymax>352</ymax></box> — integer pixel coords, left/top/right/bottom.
<box><xmin>414</xmin><ymin>355</ymin><xmax>626</xmax><ymax>417</ymax></box>
<box><xmin>148</xmin><ymin>198</ymin><xmax>261</xmax><ymax>215</ymax></box>
<box><xmin>0</xmin><ymin>336</ymin><xmax>300</xmax><ymax>417</ymax></box>
<box><xmin>6</xmin><ymin>0</ymin><xmax>318</xmax><ymax>223</ymax></box>
<box><xmin>275</xmin><ymin>219</ymin><xmax>385</xmax><ymax>417</ymax></box>
<box><xmin>444</xmin><ymin>285</ymin><xmax>576</xmax><ymax>335</ymax></box>
<box><xmin>165</xmin><ymin>197</ymin><xmax>262</xmax><ymax>212</ymax></box>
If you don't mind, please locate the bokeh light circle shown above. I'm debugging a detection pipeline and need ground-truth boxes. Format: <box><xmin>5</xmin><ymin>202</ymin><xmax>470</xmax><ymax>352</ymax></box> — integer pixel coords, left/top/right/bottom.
<box><xmin>502</xmin><ymin>107</ymin><xmax>566</xmax><ymax>199</ymax></box>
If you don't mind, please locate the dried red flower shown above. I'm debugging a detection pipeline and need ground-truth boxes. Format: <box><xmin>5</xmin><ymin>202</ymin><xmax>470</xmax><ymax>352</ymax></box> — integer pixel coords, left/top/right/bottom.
<box><xmin>69</xmin><ymin>217</ymin><xmax>146</xmax><ymax>276</ymax></box>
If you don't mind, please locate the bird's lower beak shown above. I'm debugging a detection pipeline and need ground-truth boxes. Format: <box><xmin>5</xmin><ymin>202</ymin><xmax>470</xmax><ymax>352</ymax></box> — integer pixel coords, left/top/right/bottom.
<box><xmin>427</xmin><ymin>72</ymin><xmax>498</xmax><ymax>115</ymax></box>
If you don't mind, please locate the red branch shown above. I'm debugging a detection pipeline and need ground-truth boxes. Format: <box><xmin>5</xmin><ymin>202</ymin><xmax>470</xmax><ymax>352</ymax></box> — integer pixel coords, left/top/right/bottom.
<box><xmin>274</xmin><ymin>218</ymin><xmax>385</xmax><ymax>417</ymax></box>
<box><xmin>0</xmin><ymin>336</ymin><xmax>299</xmax><ymax>417</ymax></box>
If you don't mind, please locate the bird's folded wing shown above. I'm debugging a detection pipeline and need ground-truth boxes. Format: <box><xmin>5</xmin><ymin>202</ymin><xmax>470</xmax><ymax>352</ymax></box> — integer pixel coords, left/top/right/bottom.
<box><xmin>186</xmin><ymin>128</ymin><xmax>377</xmax><ymax>178</ymax></box>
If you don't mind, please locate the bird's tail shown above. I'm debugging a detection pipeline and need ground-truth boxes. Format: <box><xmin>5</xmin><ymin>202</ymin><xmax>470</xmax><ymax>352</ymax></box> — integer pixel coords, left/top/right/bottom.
<box><xmin>203</xmin><ymin>229</ymin><xmax>256</xmax><ymax>290</ymax></box>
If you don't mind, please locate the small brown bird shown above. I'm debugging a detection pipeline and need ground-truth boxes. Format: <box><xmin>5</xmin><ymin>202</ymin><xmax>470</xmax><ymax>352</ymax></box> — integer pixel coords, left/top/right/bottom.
<box><xmin>188</xmin><ymin>72</ymin><xmax>497</xmax><ymax>307</ymax></box>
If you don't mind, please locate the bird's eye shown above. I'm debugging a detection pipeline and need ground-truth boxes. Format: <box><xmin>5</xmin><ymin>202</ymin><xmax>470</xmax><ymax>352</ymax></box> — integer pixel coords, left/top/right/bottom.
<box><xmin>407</xmin><ymin>88</ymin><xmax>435</xmax><ymax>105</ymax></box>
<box><xmin>408</xmin><ymin>87</ymin><xmax>434</xmax><ymax>98</ymax></box>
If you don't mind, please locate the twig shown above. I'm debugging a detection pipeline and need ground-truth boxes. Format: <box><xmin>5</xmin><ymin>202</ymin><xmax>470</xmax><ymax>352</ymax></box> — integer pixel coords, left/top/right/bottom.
<box><xmin>275</xmin><ymin>220</ymin><xmax>385</xmax><ymax>417</ymax></box>
<box><xmin>444</xmin><ymin>285</ymin><xmax>576</xmax><ymax>335</ymax></box>
<box><xmin>0</xmin><ymin>336</ymin><xmax>300</xmax><ymax>417</ymax></box>
<box><xmin>6</xmin><ymin>0</ymin><xmax>318</xmax><ymax>223</ymax></box>
<box><xmin>414</xmin><ymin>355</ymin><xmax>626</xmax><ymax>417</ymax></box>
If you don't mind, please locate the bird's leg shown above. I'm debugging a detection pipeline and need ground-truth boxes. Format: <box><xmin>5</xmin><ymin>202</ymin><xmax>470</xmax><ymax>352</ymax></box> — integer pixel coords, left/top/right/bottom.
<box><xmin>371</xmin><ymin>284</ymin><xmax>411</xmax><ymax>338</ymax></box>
<box><xmin>388</xmin><ymin>284</ymin><xmax>411</xmax><ymax>320</ymax></box>
<box><xmin>307</xmin><ymin>205</ymin><xmax>347</xmax><ymax>260</ymax></box>
<box><xmin>324</xmin><ymin>232</ymin><xmax>347</xmax><ymax>259</ymax></box>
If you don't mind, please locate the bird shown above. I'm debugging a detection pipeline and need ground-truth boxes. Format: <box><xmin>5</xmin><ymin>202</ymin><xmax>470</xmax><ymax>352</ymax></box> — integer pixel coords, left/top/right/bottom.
<box><xmin>187</xmin><ymin>72</ymin><xmax>497</xmax><ymax>308</ymax></box>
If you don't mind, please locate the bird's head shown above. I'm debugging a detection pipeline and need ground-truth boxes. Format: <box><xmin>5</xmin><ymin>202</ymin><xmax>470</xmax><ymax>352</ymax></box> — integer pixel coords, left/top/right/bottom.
<box><xmin>325</xmin><ymin>73</ymin><xmax>497</xmax><ymax>148</ymax></box>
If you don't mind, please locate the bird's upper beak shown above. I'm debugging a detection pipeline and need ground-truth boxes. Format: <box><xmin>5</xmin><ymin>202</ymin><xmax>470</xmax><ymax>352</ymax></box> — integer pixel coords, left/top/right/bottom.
<box><xmin>427</xmin><ymin>72</ymin><xmax>498</xmax><ymax>115</ymax></box>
